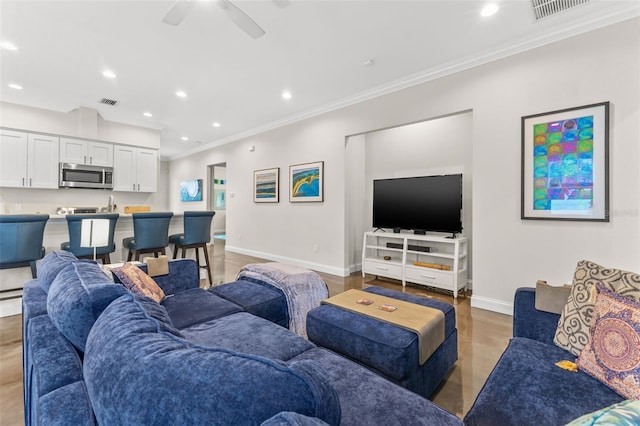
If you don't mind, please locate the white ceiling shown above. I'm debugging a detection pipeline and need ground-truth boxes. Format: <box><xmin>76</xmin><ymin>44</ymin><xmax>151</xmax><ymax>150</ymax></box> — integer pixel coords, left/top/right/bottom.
<box><xmin>1</xmin><ymin>0</ymin><xmax>638</xmax><ymax>159</ymax></box>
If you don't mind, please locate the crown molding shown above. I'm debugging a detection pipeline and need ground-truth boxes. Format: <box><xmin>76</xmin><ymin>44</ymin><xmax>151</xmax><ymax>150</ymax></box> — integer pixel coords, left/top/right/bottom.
<box><xmin>168</xmin><ymin>6</ymin><xmax>639</xmax><ymax>161</ymax></box>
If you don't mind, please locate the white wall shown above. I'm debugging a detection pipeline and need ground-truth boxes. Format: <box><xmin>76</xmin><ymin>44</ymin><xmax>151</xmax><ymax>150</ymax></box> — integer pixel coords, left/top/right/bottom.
<box><xmin>175</xmin><ymin>19</ymin><xmax>640</xmax><ymax>311</ymax></box>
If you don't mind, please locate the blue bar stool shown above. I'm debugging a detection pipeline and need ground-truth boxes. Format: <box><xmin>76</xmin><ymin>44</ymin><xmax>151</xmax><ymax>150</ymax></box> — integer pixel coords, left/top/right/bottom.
<box><xmin>169</xmin><ymin>211</ymin><xmax>215</xmax><ymax>285</ymax></box>
<box><xmin>0</xmin><ymin>214</ymin><xmax>49</xmax><ymax>278</ymax></box>
<box><xmin>123</xmin><ymin>212</ymin><xmax>173</xmax><ymax>261</ymax></box>
<box><xmin>60</xmin><ymin>213</ymin><xmax>119</xmax><ymax>264</ymax></box>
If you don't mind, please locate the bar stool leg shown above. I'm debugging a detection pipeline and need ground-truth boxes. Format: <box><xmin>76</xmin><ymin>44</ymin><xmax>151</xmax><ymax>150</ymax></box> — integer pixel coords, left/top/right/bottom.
<box><xmin>172</xmin><ymin>245</ymin><xmax>178</xmax><ymax>259</ymax></box>
<box><xmin>202</xmin><ymin>244</ymin><xmax>212</xmax><ymax>285</ymax></box>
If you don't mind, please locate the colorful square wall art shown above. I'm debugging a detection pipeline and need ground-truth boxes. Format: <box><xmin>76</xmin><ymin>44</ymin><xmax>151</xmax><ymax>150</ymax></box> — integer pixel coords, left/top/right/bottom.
<box><xmin>254</xmin><ymin>168</ymin><xmax>279</xmax><ymax>203</ymax></box>
<box><xmin>180</xmin><ymin>179</ymin><xmax>203</xmax><ymax>202</ymax></box>
<box><xmin>521</xmin><ymin>102</ymin><xmax>609</xmax><ymax>221</ymax></box>
<box><xmin>289</xmin><ymin>161</ymin><xmax>324</xmax><ymax>203</ymax></box>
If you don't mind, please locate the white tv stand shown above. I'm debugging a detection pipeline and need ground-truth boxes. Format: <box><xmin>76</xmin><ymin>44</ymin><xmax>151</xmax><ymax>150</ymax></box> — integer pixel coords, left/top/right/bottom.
<box><xmin>361</xmin><ymin>231</ymin><xmax>468</xmax><ymax>298</ymax></box>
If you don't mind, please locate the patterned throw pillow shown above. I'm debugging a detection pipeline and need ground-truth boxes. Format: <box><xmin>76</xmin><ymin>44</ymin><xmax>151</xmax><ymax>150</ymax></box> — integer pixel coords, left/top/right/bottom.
<box><xmin>554</xmin><ymin>260</ymin><xmax>640</xmax><ymax>356</ymax></box>
<box><xmin>112</xmin><ymin>263</ymin><xmax>165</xmax><ymax>303</ymax></box>
<box><xmin>577</xmin><ymin>284</ymin><xmax>640</xmax><ymax>399</ymax></box>
<box><xmin>565</xmin><ymin>400</ymin><xmax>640</xmax><ymax>425</ymax></box>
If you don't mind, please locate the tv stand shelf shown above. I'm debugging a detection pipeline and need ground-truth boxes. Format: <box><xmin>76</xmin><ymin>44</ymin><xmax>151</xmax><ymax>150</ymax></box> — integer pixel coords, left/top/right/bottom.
<box><xmin>362</xmin><ymin>232</ymin><xmax>468</xmax><ymax>298</ymax></box>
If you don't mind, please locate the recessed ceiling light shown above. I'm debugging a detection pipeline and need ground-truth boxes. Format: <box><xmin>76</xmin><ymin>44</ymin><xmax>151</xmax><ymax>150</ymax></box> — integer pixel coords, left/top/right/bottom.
<box><xmin>181</xmin><ymin>136</ymin><xmax>189</xmax><ymax>141</ymax></box>
<box><xmin>143</xmin><ymin>112</ymin><xmax>152</xmax><ymax>117</ymax></box>
<box><xmin>481</xmin><ymin>3</ymin><xmax>499</xmax><ymax>17</ymax></box>
<box><xmin>281</xmin><ymin>91</ymin><xmax>292</xmax><ymax>100</ymax></box>
<box><xmin>102</xmin><ymin>70</ymin><xmax>116</xmax><ymax>79</ymax></box>
<box><xmin>1</xmin><ymin>41</ymin><xmax>18</xmax><ymax>51</ymax></box>
<box><xmin>362</xmin><ymin>59</ymin><xmax>375</xmax><ymax>67</ymax></box>
<box><xmin>176</xmin><ymin>90</ymin><xmax>187</xmax><ymax>98</ymax></box>
<box><xmin>8</xmin><ymin>83</ymin><xmax>22</xmax><ymax>90</ymax></box>
<box><xmin>212</xmin><ymin>122</ymin><xmax>221</xmax><ymax>128</ymax></box>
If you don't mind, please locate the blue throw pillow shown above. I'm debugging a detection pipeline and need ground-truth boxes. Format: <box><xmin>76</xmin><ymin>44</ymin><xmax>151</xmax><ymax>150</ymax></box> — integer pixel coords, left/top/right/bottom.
<box><xmin>37</xmin><ymin>250</ymin><xmax>78</xmax><ymax>294</ymax></box>
<box><xmin>47</xmin><ymin>262</ymin><xmax>127</xmax><ymax>352</ymax></box>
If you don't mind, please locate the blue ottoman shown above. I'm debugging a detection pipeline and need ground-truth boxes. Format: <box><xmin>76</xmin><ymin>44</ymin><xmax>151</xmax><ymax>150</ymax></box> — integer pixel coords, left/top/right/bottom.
<box><xmin>306</xmin><ymin>286</ymin><xmax>458</xmax><ymax>398</ymax></box>
<box><xmin>209</xmin><ymin>279</ymin><xmax>289</xmax><ymax>327</ymax></box>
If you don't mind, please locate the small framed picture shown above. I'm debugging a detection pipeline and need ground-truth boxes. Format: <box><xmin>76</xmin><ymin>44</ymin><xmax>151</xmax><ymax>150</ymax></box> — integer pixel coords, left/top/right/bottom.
<box><xmin>180</xmin><ymin>179</ymin><xmax>203</xmax><ymax>202</ymax></box>
<box><xmin>289</xmin><ymin>161</ymin><xmax>324</xmax><ymax>203</ymax></box>
<box><xmin>254</xmin><ymin>168</ymin><xmax>279</xmax><ymax>203</ymax></box>
<box><xmin>521</xmin><ymin>102</ymin><xmax>609</xmax><ymax>221</ymax></box>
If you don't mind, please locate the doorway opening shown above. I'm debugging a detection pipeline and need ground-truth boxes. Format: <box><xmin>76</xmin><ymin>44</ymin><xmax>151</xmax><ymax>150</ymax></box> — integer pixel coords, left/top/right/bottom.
<box><xmin>208</xmin><ymin>163</ymin><xmax>227</xmax><ymax>241</ymax></box>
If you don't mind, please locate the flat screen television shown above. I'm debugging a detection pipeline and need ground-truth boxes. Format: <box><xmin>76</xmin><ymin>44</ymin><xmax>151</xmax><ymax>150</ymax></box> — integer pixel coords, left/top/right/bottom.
<box><xmin>372</xmin><ymin>174</ymin><xmax>463</xmax><ymax>235</ymax></box>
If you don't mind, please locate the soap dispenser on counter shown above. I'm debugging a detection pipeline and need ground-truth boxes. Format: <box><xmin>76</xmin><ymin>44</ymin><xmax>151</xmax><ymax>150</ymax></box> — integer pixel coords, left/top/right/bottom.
<box><xmin>107</xmin><ymin>195</ymin><xmax>115</xmax><ymax>213</ymax></box>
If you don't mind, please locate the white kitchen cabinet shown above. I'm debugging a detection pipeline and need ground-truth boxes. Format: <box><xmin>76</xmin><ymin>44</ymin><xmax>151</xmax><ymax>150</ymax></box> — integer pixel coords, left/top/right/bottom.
<box><xmin>113</xmin><ymin>146</ymin><xmax>157</xmax><ymax>192</ymax></box>
<box><xmin>0</xmin><ymin>130</ymin><xmax>59</xmax><ymax>189</ymax></box>
<box><xmin>60</xmin><ymin>138</ymin><xmax>113</xmax><ymax>167</ymax></box>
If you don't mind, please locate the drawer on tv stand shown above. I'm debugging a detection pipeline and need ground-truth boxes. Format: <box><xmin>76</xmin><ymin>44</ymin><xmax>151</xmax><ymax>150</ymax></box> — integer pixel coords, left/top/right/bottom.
<box><xmin>405</xmin><ymin>266</ymin><xmax>453</xmax><ymax>286</ymax></box>
<box><xmin>363</xmin><ymin>259</ymin><xmax>402</xmax><ymax>280</ymax></box>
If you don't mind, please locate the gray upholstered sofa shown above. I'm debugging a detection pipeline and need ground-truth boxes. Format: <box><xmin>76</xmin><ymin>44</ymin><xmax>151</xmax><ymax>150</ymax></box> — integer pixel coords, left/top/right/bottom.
<box><xmin>23</xmin><ymin>251</ymin><xmax>463</xmax><ymax>425</ymax></box>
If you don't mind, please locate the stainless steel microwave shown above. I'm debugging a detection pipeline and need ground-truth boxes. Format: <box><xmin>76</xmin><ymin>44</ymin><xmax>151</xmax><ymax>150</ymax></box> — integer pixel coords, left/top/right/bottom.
<box><xmin>59</xmin><ymin>163</ymin><xmax>114</xmax><ymax>190</ymax></box>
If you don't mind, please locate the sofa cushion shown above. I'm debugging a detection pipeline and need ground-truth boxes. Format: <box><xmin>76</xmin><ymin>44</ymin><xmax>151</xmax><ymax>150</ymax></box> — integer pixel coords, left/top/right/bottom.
<box><xmin>39</xmin><ymin>381</ymin><xmax>95</xmax><ymax>426</ymax></box>
<box><xmin>209</xmin><ymin>279</ymin><xmax>288</xmax><ymax>325</ymax></box>
<box><xmin>161</xmin><ymin>288</ymin><xmax>242</xmax><ymax>329</ymax></box>
<box><xmin>261</xmin><ymin>412</ymin><xmax>331</xmax><ymax>426</ymax></box>
<box><xmin>111</xmin><ymin>263</ymin><xmax>165</xmax><ymax>303</ymax></box>
<box><xmin>554</xmin><ymin>260</ymin><xmax>640</xmax><ymax>356</ymax></box>
<box><xmin>37</xmin><ymin>250</ymin><xmax>78</xmax><ymax>294</ymax></box>
<box><xmin>135</xmin><ymin>295</ymin><xmax>183</xmax><ymax>337</ymax></box>
<box><xmin>84</xmin><ymin>293</ymin><xmax>341</xmax><ymax>425</ymax></box>
<box><xmin>577</xmin><ymin>284</ymin><xmax>640</xmax><ymax>399</ymax></box>
<box><xmin>181</xmin><ymin>312</ymin><xmax>314</xmax><ymax>361</ymax></box>
<box><xmin>463</xmin><ymin>337</ymin><xmax>624</xmax><ymax>426</ymax></box>
<box><xmin>565</xmin><ymin>400</ymin><xmax>640</xmax><ymax>426</ymax></box>
<box><xmin>292</xmin><ymin>348</ymin><xmax>463</xmax><ymax>426</ymax></box>
<box><xmin>47</xmin><ymin>262</ymin><xmax>127</xmax><ymax>352</ymax></box>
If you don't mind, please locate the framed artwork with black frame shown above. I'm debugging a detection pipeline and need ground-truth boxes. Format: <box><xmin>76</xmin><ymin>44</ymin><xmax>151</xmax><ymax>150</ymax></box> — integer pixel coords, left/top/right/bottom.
<box><xmin>521</xmin><ymin>101</ymin><xmax>609</xmax><ymax>221</ymax></box>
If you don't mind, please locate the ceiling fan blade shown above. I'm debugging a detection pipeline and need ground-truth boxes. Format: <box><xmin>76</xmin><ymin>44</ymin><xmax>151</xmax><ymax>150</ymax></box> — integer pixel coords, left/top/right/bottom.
<box><xmin>162</xmin><ymin>0</ymin><xmax>193</xmax><ymax>26</ymax></box>
<box><xmin>216</xmin><ymin>0</ymin><xmax>266</xmax><ymax>39</ymax></box>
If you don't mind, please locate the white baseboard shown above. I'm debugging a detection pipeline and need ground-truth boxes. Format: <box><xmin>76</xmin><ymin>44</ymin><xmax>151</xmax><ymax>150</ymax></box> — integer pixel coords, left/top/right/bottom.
<box><xmin>225</xmin><ymin>245</ymin><xmax>350</xmax><ymax>277</ymax></box>
<box><xmin>0</xmin><ymin>297</ymin><xmax>22</xmax><ymax>318</ymax></box>
<box><xmin>470</xmin><ymin>295</ymin><xmax>513</xmax><ymax>316</ymax></box>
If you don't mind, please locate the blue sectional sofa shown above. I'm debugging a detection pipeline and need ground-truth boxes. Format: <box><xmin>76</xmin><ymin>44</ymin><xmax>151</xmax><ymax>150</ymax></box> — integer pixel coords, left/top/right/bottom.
<box><xmin>464</xmin><ymin>287</ymin><xmax>626</xmax><ymax>425</ymax></box>
<box><xmin>23</xmin><ymin>251</ymin><xmax>463</xmax><ymax>426</ymax></box>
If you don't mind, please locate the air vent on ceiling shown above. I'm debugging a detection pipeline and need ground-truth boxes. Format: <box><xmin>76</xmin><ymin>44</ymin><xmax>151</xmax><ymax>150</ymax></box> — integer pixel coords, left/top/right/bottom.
<box><xmin>531</xmin><ymin>0</ymin><xmax>591</xmax><ymax>20</ymax></box>
<box><xmin>99</xmin><ymin>98</ymin><xmax>118</xmax><ymax>106</ymax></box>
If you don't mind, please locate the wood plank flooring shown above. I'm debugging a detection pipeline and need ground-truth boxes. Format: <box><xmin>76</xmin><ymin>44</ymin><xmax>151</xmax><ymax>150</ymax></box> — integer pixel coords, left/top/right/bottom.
<box><xmin>0</xmin><ymin>240</ymin><xmax>512</xmax><ymax>425</ymax></box>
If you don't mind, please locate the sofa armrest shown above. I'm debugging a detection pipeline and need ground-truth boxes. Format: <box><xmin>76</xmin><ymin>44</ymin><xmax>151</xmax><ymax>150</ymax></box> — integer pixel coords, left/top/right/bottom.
<box><xmin>513</xmin><ymin>287</ymin><xmax>560</xmax><ymax>345</ymax></box>
<box><xmin>138</xmin><ymin>259</ymin><xmax>199</xmax><ymax>294</ymax></box>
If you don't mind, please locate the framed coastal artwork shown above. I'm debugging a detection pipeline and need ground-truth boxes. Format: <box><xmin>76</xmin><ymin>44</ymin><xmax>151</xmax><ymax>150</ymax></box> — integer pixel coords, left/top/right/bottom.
<box><xmin>289</xmin><ymin>161</ymin><xmax>324</xmax><ymax>203</ymax></box>
<box><xmin>180</xmin><ymin>179</ymin><xmax>203</xmax><ymax>202</ymax></box>
<box><xmin>253</xmin><ymin>168</ymin><xmax>279</xmax><ymax>203</ymax></box>
<box><xmin>521</xmin><ymin>102</ymin><xmax>609</xmax><ymax>221</ymax></box>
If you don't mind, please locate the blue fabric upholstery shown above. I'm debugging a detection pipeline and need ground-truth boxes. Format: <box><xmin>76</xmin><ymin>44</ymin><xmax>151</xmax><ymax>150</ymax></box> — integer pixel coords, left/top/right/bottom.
<box><xmin>464</xmin><ymin>337</ymin><xmax>624</xmax><ymax>426</ymax></box>
<box><xmin>464</xmin><ymin>286</ymin><xmax>627</xmax><ymax>426</ymax></box>
<box><xmin>136</xmin><ymin>258</ymin><xmax>200</xmax><ymax>293</ymax></box>
<box><xmin>39</xmin><ymin>382</ymin><xmax>95</xmax><ymax>426</ymax></box>
<box><xmin>84</xmin><ymin>293</ymin><xmax>341</xmax><ymax>425</ymax></box>
<box><xmin>27</xmin><ymin>315</ymin><xmax>93</xmax><ymax>426</ymax></box>
<box><xmin>209</xmin><ymin>279</ymin><xmax>289</xmax><ymax>326</ymax></box>
<box><xmin>181</xmin><ymin>312</ymin><xmax>315</xmax><ymax>361</ymax></box>
<box><xmin>168</xmin><ymin>210</ymin><xmax>215</xmax><ymax>245</ymax></box>
<box><xmin>292</xmin><ymin>348</ymin><xmax>463</xmax><ymax>426</ymax></box>
<box><xmin>47</xmin><ymin>262</ymin><xmax>127</xmax><ymax>352</ymax></box>
<box><xmin>306</xmin><ymin>285</ymin><xmax>457</xmax><ymax>397</ymax></box>
<box><xmin>60</xmin><ymin>213</ymin><xmax>119</xmax><ymax>258</ymax></box>
<box><xmin>36</xmin><ymin>250</ymin><xmax>78</xmax><ymax>294</ymax></box>
<box><xmin>512</xmin><ymin>287</ymin><xmax>560</xmax><ymax>345</ymax></box>
<box><xmin>261</xmin><ymin>412</ymin><xmax>331</xmax><ymax>426</ymax></box>
<box><xmin>0</xmin><ymin>214</ymin><xmax>49</xmax><ymax>277</ymax></box>
<box><xmin>122</xmin><ymin>212</ymin><xmax>173</xmax><ymax>251</ymax></box>
<box><xmin>161</xmin><ymin>287</ymin><xmax>243</xmax><ymax>329</ymax></box>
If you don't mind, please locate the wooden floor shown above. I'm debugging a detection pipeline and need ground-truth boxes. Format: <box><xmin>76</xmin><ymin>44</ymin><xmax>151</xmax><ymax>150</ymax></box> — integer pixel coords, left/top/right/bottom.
<box><xmin>0</xmin><ymin>240</ymin><xmax>512</xmax><ymax>425</ymax></box>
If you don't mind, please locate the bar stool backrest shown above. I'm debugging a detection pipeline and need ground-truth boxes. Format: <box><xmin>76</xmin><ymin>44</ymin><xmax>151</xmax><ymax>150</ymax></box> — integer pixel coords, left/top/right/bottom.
<box><xmin>132</xmin><ymin>212</ymin><xmax>174</xmax><ymax>250</ymax></box>
<box><xmin>0</xmin><ymin>214</ymin><xmax>49</xmax><ymax>264</ymax></box>
<box><xmin>65</xmin><ymin>214</ymin><xmax>119</xmax><ymax>257</ymax></box>
<box><xmin>183</xmin><ymin>211</ymin><xmax>215</xmax><ymax>245</ymax></box>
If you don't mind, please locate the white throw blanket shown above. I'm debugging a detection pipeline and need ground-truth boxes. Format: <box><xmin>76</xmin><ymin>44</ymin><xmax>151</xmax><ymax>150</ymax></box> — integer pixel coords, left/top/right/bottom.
<box><xmin>236</xmin><ymin>263</ymin><xmax>328</xmax><ymax>338</ymax></box>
